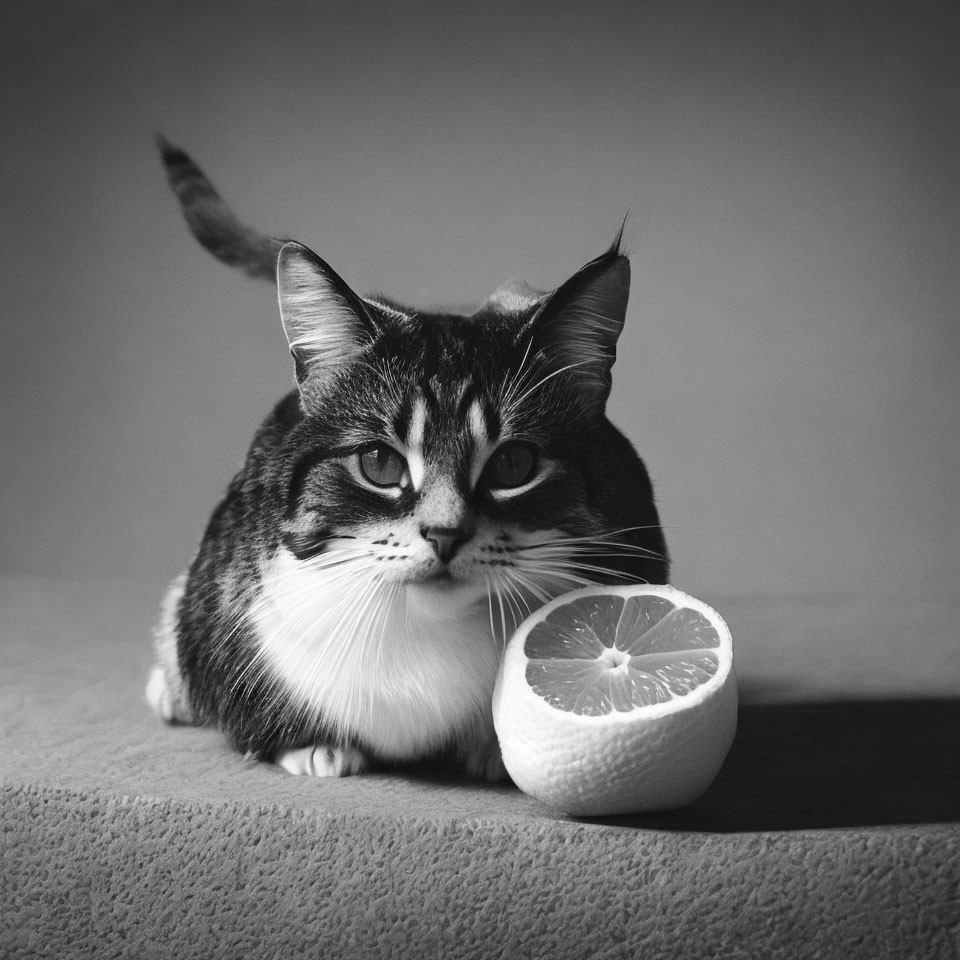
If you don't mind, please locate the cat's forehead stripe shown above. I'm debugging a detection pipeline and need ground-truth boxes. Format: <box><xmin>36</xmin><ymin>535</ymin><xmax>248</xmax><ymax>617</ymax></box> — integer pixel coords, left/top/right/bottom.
<box><xmin>420</xmin><ymin>379</ymin><xmax>440</xmax><ymax>415</ymax></box>
<box><xmin>406</xmin><ymin>396</ymin><xmax>427</xmax><ymax>490</ymax></box>
<box><xmin>468</xmin><ymin>398</ymin><xmax>494</xmax><ymax>489</ymax></box>
<box><xmin>455</xmin><ymin>380</ymin><xmax>477</xmax><ymax>422</ymax></box>
<box><xmin>422</xmin><ymin>374</ymin><xmax>473</xmax><ymax>412</ymax></box>
<box><xmin>467</xmin><ymin>399</ymin><xmax>486</xmax><ymax>444</ymax></box>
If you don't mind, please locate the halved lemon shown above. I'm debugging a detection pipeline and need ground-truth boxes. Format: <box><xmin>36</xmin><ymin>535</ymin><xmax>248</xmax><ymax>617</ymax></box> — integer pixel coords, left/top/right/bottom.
<box><xmin>492</xmin><ymin>584</ymin><xmax>737</xmax><ymax>816</ymax></box>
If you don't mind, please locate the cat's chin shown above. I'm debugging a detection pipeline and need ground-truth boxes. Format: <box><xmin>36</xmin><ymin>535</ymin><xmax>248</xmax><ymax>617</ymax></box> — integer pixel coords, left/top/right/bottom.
<box><xmin>403</xmin><ymin>574</ymin><xmax>487</xmax><ymax>614</ymax></box>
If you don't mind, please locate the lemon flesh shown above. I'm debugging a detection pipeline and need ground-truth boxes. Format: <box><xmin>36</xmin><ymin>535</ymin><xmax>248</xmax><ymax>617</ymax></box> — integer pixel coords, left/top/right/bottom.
<box><xmin>493</xmin><ymin>585</ymin><xmax>737</xmax><ymax>816</ymax></box>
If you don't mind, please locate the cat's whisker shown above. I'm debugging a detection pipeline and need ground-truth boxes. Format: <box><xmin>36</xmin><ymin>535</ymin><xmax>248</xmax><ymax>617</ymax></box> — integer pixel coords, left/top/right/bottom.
<box><xmin>514</xmin><ymin>563</ymin><xmax>595</xmax><ymax>594</ymax></box>
<box><xmin>530</xmin><ymin>523</ymin><xmax>668</xmax><ymax>543</ymax></box>
<box><xmin>498</xmin><ymin>566</ymin><xmax>547</xmax><ymax>615</ymax></box>
<box><xmin>483</xmin><ymin>575</ymin><xmax>501</xmax><ymax>649</ymax></box>
<box><xmin>571</xmin><ymin>543</ymin><xmax>667</xmax><ymax>564</ymax></box>
<box><xmin>506</xmin><ymin>358</ymin><xmax>595</xmax><ymax>414</ymax></box>
<box><xmin>527</xmin><ymin>558</ymin><xmax>648</xmax><ymax>586</ymax></box>
<box><xmin>497</xmin><ymin>587</ymin><xmax>511</xmax><ymax>650</ymax></box>
<box><xmin>487</xmin><ymin>575</ymin><xmax>510</xmax><ymax>651</ymax></box>
<box><xmin>490</xmin><ymin>566</ymin><xmax>535</xmax><ymax>647</ymax></box>
<box><xmin>509</xmin><ymin>573</ymin><xmax>548</xmax><ymax>608</ymax></box>
<box><xmin>514</xmin><ymin>528</ymin><xmax>664</xmax><ymax>551</ymax></box>
<box><xmin>514</xmin><ymin>532</ymin><xmax>668</xmax><ymax>564</ymax></box>
<box><xmin>493</xmin><ymin>580</ymin><xmax>521</xmax><ymax>637</ymax></box>
<box><xmin>498</xmin><ymin>333</ymin><xmax>538</xmax><ymax>411</ymax></box>
<box><xmin>568</xmin><ymin>561</ymin><xmax>649</xmax><ymax>582</ymax></box>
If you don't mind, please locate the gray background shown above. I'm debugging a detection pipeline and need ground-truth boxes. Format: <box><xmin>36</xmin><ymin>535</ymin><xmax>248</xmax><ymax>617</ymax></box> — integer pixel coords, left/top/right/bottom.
<box><xmin>2</xmin><ymin>0</ymin><xmax>957</xmax><ymax>601</ymax></box>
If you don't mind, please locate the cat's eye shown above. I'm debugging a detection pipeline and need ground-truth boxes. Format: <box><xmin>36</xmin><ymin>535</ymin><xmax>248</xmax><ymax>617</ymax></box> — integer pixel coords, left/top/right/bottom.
<box><xmin>485</xmin><ymin>442</ymin><xmax>537</xmax><ymax>489</ymax></box>
<box><xmin>358</xmin><ymin>444</ymin><xmax>406</xmax><ymax>487</ymax></box>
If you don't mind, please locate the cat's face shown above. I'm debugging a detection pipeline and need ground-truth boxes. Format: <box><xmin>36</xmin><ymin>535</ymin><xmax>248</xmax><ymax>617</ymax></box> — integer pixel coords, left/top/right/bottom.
<box><xmin>272</xmin><ymin>240</ymin><xmax>665</xmax><ymax>629</ymax></box>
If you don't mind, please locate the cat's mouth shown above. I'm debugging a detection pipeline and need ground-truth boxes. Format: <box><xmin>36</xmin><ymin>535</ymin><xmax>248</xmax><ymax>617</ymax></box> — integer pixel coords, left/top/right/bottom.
<box><xmin>404</xmin><ymin>567</ymin><xmax>486</xmax><ymax>605</ymax></box>
<box><xmin>409</xmin><ymin>568</ymin><xmax>456</xmax><ymax>588</ymax></box>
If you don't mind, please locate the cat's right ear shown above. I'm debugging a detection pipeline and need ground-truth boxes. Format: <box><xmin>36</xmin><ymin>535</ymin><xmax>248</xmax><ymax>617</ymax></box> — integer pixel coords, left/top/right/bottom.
<box><xmin>520</xmin><ymin>243</ymin><xmax>630</xmax><ymax>413</ymax></box>
<box><xmin>277</xmin><ymin>241</ymin><xmax>375</xmax><ymax>400</ymax></box>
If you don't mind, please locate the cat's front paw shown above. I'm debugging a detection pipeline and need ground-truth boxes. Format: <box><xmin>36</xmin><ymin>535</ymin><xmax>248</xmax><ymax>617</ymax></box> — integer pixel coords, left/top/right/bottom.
<box><xmin>145</xmin><ymin>665</ymin><xmax>196</xmax><ymax>725</ymax></box>
<box><xmin>462</xmin><ymin>740</ymin><xmax>509</xmax><ymax>783</ymax></box>
<box><xmin>276</xmin><ymin>744</ymin><xmax>369</xmax><ymax>778</ymax></box>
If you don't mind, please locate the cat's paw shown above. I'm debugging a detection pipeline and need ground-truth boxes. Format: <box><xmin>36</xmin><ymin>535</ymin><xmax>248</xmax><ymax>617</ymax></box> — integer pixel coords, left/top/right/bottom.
<box><xmin>276</xmin><ymin>744</ymin><xmax>369</xmax><ymax>778</ymax></box>
<box><xmin>462</xmin><ymin>741</ymin><xmax>509</xmax><ymax>783</ymax></box>
<box><xmin>145</xmin><ymin>666</ymin><xmax>195</xmax><ymax>725</ymax></box>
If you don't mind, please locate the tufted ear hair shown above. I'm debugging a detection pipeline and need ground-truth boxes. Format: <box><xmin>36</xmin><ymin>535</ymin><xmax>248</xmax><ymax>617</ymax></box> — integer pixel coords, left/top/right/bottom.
<box><xmin>523</xmin><ymin>240</ymin><xmax>630</xmax><ymax>412</ymax></box>
<box><xmin>276</xmin><ymin>242</ymin><xmax>376</xmax><ymax>399</ymax></box>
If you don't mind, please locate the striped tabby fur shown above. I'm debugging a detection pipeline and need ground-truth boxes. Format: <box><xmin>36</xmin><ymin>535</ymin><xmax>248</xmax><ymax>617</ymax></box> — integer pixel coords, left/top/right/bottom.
<box><xmin>147</xmin><ymin>140</ymin><xmax>668</xmax><ymax>780</ymax></box>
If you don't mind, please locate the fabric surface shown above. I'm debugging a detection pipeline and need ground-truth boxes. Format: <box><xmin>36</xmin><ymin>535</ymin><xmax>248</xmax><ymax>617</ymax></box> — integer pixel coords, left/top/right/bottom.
<box><xmin>2</xmin><ymin>578</ymin><xmax>959</xmax><ymax>958</ymax></box>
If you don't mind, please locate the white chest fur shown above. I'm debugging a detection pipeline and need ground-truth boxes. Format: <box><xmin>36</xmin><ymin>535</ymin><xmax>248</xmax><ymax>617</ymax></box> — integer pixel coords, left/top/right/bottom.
<box><xmin>250</xmin><ymin>548</ymin><xmax>502</xmax><ymax>759</ymax></box>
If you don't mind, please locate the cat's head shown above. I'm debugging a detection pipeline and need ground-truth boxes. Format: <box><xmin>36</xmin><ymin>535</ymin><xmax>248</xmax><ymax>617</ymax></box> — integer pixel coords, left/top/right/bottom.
<box><xmin>273</xmin><ymin>239</ymin><xmax>666</xmax><ymax>627</ymax></box>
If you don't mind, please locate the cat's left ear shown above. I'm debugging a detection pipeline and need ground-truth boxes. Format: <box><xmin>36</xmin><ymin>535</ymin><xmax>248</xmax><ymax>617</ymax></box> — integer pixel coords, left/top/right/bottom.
<box><xmin>277</xmin><ymin>241</ymin><xmax>376</xmax><ymax>401</ymax></box>
<box><xmin>524</xmin><ymin>243</ymin><xmax>630</xmax><ymax>411</ymax></box>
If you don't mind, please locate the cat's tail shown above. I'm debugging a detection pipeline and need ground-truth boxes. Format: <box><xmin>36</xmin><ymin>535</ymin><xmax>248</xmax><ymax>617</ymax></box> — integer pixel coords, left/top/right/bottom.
<box><xmin>156</xmin><ymin>134</ymin><xmax>284</xmax><ymax>282</ymax></box>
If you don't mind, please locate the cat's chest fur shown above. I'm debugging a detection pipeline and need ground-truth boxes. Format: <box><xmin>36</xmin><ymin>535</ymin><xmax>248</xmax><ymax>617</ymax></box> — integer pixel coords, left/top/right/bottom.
<box><xmin>251</xmin><ymin>546</ymin><xmax>501</xmax><ymax>758</ymax></box>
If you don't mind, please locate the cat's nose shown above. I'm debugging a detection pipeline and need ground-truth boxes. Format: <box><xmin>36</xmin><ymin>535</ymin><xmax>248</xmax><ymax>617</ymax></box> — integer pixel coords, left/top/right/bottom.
<box><xmin>421</xmin><ymin>526</ymin><xmax>472</xmax><ymax>563</ymax></box>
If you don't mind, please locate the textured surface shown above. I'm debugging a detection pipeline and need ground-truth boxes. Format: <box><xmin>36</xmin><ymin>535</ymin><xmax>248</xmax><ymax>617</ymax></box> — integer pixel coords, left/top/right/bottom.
<box><xmin>2</xmin><ymin>577</ymin><xmax>960</xmax><ymax>958</ymax></box>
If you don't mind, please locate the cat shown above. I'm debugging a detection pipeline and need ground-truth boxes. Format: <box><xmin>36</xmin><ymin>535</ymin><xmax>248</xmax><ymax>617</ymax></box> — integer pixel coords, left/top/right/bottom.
<box><xmin>146</xmin><ymin>137</ymin><xmax>668</xmax><ymax>780</ymax></box>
